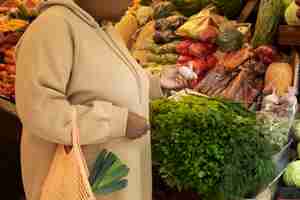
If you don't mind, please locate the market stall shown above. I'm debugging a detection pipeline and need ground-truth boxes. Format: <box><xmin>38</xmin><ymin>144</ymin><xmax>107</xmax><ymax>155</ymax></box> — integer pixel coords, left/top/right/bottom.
<box><xmin>2</xmin><ymin>0</ymin><xmax>300</xmax><ymax>199</ymax></box>
<box><xmin>116</xmin><ymin>0</ymin><xmax>300</xmax><ymax>199</ymax></box>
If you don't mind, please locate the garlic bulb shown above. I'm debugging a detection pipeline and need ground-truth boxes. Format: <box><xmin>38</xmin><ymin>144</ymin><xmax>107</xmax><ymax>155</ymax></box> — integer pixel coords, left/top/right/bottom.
<box><xmin>178</xmin><ymin>66</ymin><xmax>197</xmax><ymax>80</ymax></box>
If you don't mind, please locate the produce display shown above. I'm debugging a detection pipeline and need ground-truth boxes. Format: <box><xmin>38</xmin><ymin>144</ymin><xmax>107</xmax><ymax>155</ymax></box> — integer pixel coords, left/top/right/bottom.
<box><xmin>117</xmin><ymin>0</ymin><xmax>300</xmax><ymax>199</ymax></box>
<box><xmin>121</xmin><ymin>0</ymin><xmax>292</xmax><ymax>110</ymax></box>
<box><xmin>0</xmin><ymin>0</ymin><xmax>38</xmax><ymax>101</ymax></box>
<box><xmin>2</xmin><ymin>0</ymin><xmax>300</xmax><ymax>199</ymax></box>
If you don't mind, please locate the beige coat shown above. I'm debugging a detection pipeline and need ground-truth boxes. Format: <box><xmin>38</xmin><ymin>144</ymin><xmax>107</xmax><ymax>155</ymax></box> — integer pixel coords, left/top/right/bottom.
<box><xmin>15</xmin><ymin>1</ymin><xmax>162</xmax><ymax>200</ymax></box>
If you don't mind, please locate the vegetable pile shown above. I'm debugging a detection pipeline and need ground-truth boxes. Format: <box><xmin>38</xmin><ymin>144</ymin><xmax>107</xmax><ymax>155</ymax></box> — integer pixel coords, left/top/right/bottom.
<box><xmin>150</xmin><ymin>94</ymin><xmax>275</xmax><ymax>199</ymax></box>
<box><xmin>121</xmin><ymin>0</ymin><xmax>292</xmax><ymax>110</ymax></box>
<box><xmin>258</xmin><ymin>89</ymin><xmax>297</xmax><ymax>151</ymax></box>
<box><xmin>119</xmin><ymin>0</ymin><xmax>299</xmax><ymax>199</ymax></box>
<box><xmin>0</xmin><ymin>0</ymin><xmax>38</xmax><ymax>101</ymax></box>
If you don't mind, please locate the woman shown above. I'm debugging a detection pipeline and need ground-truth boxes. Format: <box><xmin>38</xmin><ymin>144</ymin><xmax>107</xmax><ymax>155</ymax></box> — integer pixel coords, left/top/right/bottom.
<box><xmin>15</xmin><ymin>0</ymin><xmax>183</xmax><ymax>200</ymax></box>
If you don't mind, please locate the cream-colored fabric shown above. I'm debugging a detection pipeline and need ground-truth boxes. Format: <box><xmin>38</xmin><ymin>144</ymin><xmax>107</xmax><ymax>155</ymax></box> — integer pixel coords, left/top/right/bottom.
<box><xmin>40</xmin><ymin>108</ymin><xmax>95</xmax><ymax>200</ymax></box>
<box><xmin>15</xmin><ymin>0</ymin><xmax>160</xmax><ymax>200</ymax></box>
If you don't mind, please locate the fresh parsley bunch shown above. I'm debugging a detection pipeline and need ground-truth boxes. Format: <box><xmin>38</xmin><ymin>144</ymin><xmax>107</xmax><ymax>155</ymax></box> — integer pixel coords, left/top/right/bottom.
<box><xmin>150</xmin><ymin>95</ymin><xmax>275</xmax><ymax>199</ymax></box>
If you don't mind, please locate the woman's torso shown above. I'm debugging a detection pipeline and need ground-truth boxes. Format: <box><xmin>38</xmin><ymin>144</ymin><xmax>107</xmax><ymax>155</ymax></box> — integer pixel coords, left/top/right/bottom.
<box><xmin>20</xmin><ymin>5</ymin><xmax>152</xmax><ymax>200</ymax></box>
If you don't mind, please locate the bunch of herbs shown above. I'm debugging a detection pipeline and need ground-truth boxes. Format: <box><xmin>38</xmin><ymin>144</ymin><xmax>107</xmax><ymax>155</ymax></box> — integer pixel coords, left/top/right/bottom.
<box><xmin>150</xmin><ymin>95</ymin><xmax>275</xmax><ymax>199</ymax></box>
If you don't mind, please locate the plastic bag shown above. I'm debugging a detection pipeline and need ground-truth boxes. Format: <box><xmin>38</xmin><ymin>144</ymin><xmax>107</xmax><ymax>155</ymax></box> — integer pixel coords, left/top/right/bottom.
<box><xmin>257</xmin><ymin>88</ymin><xmax>298</xmax><ymax>151</ymax></box>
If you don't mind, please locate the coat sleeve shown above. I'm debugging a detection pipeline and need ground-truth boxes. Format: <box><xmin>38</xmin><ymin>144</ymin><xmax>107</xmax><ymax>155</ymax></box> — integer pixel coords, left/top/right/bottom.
<box><xmin>15</xmin><ymin>14</ymin><xmax>128</xmax><ymax>145</ymax></box>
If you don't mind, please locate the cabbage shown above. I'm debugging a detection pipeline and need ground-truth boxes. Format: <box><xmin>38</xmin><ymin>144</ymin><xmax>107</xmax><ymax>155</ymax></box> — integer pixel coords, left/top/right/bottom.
<box><xmin>284</xmin><ymin>161</ymin><xmax>300</xmax><ymax>188</ymax></box>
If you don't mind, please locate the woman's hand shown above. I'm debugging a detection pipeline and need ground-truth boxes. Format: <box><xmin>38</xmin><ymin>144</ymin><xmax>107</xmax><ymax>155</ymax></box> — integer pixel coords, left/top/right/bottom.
<box><xmin>296</xmin><ymin>0</ymin><xmax>300</xmax><ymax>17</ymax></box>
<box><xmin>160</xmin><ymin>67</ymin><xmax>187</xmax><ymax>90</ymax></box>
<box><xmin>126</xmin><ymin>112</ymin><xmax>150</xmax><ymax>139</ymax></box>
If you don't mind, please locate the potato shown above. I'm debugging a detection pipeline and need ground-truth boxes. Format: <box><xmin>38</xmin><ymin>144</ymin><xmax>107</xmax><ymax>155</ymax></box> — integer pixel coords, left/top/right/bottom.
<box><xmin>265</xmin><ymin>62</ymin><xmax>293</xmax><ymax>96</ymax></box>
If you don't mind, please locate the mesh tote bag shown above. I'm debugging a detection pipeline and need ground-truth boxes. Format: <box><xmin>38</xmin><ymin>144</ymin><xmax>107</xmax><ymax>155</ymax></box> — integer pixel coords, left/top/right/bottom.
<box><xmin>40</xmin><ymin>108</ymin><xmax>95</xmax><ymax>200</ymax></box>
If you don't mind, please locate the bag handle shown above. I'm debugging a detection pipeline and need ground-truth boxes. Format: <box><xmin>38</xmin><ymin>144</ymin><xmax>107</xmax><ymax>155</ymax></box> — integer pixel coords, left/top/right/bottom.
<box><xmin>70</xmin><ymin>107</ymin><xmax>91</xmax><ymax>176</ymax></box>
<box><xmin>71</xmin><ymin>107</ymin><xmax>80</xmax><ymax>147</ymax></box>
<box><xmin>70</xmin><ymin>107</ymin><xmax>94</xmax><ymax>199</ymax></box>
<box><xmin>64</xmin><ymin>107</ymin><xmax>80</xmax><ymax>153</ymax></box>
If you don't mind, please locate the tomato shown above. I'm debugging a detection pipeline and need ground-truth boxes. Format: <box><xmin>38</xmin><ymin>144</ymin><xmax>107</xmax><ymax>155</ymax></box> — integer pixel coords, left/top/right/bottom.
<box><xmin>189</xmin><ymin>43</ymin><xmax>208</xmax><ymax>58</ymax></box>
<box><xmin>189</xmin><ymin>58</ymin><xmax>208</xmax><ymax>75</ymax></box>
<box><xmin>205</xmin><ymin>55</ymin><xmax>218</xmax><ymax>69</ymax></box>
<box><xmin>188</xmin><ymin>42</ymin><xmax>217</xmax><ymax>58</ymax></box>
<box><xmin>176</xmin><ymin>40</ymin><xmax>193</xmax><ymax>55</ymax></box>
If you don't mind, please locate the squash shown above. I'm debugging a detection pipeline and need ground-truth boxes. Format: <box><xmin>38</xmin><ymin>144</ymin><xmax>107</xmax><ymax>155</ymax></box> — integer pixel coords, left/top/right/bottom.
<box><xmin>115</xmin><ymin>11</ymin><xmax>139</xmax><ymax>47</ymax></box>
<box><xmin>216</xmin><ymin>28</ymin><xmax>244</xmax><ymax>52</ymax></box>
<box><xmin>135</xmin><ymin>6</ymin><xmax>154</xmax><ymax>26</ymax></box>
<box><xmin>265</xmin><ymin>62</ymin><xmax>293</xmax><ymax>96</ymax></box>
<box><xmin>131</xmin><ymin>21</ymin><xmax>156</xmax><ymax>51</ymax></box>
<box><xmin>130</xmin><ymin>21</ymin><xmax>156</xmax><ymax>64</ymax></box>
